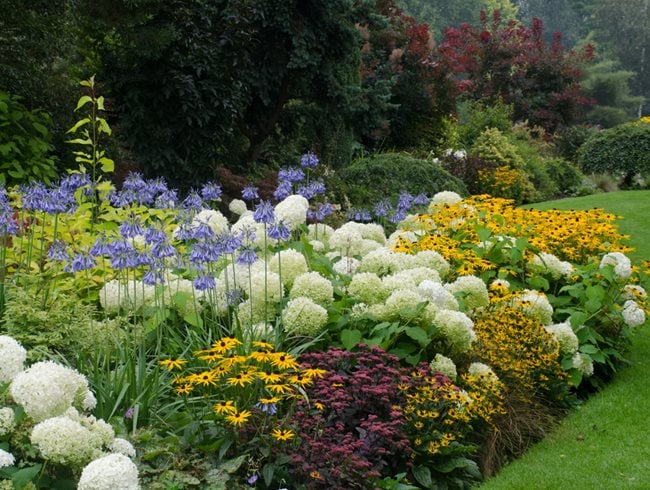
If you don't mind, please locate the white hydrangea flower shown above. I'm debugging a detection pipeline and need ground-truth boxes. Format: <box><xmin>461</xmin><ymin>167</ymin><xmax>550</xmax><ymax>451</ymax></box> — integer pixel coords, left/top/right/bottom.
<box><xmin>428</xmin><ymin>191</ymin><xmax>463</xmax><ymax>209</ymax></box>
<box><xmin>413</xmin><ymin>250</ymin><xmax>451</xmax><ymax>279</ymax></box>
<box><xmin>467</xmin><ymin>362</ymin><xmax>500</xmax><ymax>383</ymax></box>
<box><xmin>544</xmin><ymin>321</ymin><xmax>579</xmax><ymax>355</ymax></box>
<box><xmin>0</xmin><ymin>335</ymin><xmax>27</xmax><ymax>383</ymax></box>
<box><xmin>99</xmin><ymin>280</ymin><xmax>156</xmax><ymax>314</ymax></box>
<box><xmin>622</xmin><ymin>284</ymin><xmax>647</xmax><ymax>301</ymax></box>
<box><xmin>228</xmin><ymin>198</ymin><xmax>247</xmax><ymax>216</ymax></box>
<box><xmin>386</xmin><ymin>229</ymin><xmax>419</xmax><ymax>249</ymax></box>
<box><xmin>78</xmin><ymin>453</ymin><xmax>139</xmax><ymax>490</ymax></box>
<box><xmin>600</xmin><ymin>252</ymin><xmax>632</xmax><ymax>280</ymax></box>
<box><xmin>384</xmin><ymin>289</ymin><xmax>425</xmax><ymax>320</ymax></box>
<box><xmin>243</xmin><ymin>270</ymin><xmax>283</xmax><ymax>305</ymax></box>
<box><xmin>357</xmin><ymin>223</ymin><xmax>387</xmax><ymax>244</ymax></box>
<box><xmin>357</xmin><ymin>248</ymin><xmax>397</xmax><ymax>276</ymax></box>
<box><xmin>274</xmin><ymin>194</ymin><xmax>309</xmax><ymax>230</ymax></box>
<box><xmin>529</xmin><ymin>252</ymin><xmax>574</xmax><ymax>280</ymax></box>
<box><xmin>282</xmin><ymin>297</ymin><xmax>328</xmax><ymax>337</ymax></box>
<box><xmin>435</xmin><ymin>309</ymin><xmax>476</xmax><ymax>354</ymax></box>
<box><xmin>332</xmin><ymin>256</ymin><xmax>360</xmax><ymax>275</ymax></box>
<box><xmin>309</xmin><ymin>240</ymin><xmax>325</xmax><ymax>252</ymax></box>
<box><xmin>268</xmin><ymin>249</ymin><xmax>309</xmax><ymax>288</ymax></box>
<box><xmin>429</xmin><ymin>354</ymin><xmax>457</xmax><ymax>381</ymax></box>
<box><xmin>290</xmin><ymin>271</ymin><xmax>334</xmax><ymax>305</ymax></box>
<box><xmin>349</xmin><ymin>303</ymin><xmax>370</xmax><ymax>320</ymax></box>
<box><xmin>307</xmin><ymin>223</ymin><xmax>334</xmax><ymax>245</ymax></box>
<box><xmin>347</xmin><ymin>272</ymin><xmax>387</xmax><ymax>305</ymax></box>
<box><xmin>417</xmin><ymin>280</ymin><xmax>459</xmax><ymax>310</ymax></box>
<box><xmin>389</xmin><ymin>251</ymin><xmax>420</xmax><ymax>272</ymax></box>
<box><xmin>572</xmin><ymin>352</ymin><xmax>594</xmax><ymax>377</ymax></box>
<box><xmin>83</xmin><ymin>416</ymin><xmax>115</xmax><ymax>448</ymax></box>
<box><xmin>0</xmin><ymin>408</ymin><xmax>16</xmax><ymax>437</ymax></box>
<box><xmin>512</xmin><ymin>290</ymin><xmax>554</xmax><ymax>325</ymax></box>
<box><xmin>382</xmin><ymin>273</ymin><xmax>417</xmax><ymax>293</ymax></box>
<box><xmin>230</xmin><ymin>214</ymin><xmax>268</xmax><ymax>249</ymax></box>
<box><xmin>10</xmin><ymin>361</ymin><xmax>91</xmax><ymax>422</ymax></box>
<box><xmin>109</xmin><ymin>438</ymin><xmax>136</xmax><ymax>459</ymax></box>
<box><xmin>328</xmin><ymin>224</ymin><xmax>364</xmax><ymax>256</ymax></box>
<box><xmin>0</xmin><ymin>449</ymin><xmax>15</xmax><ymax>469</ymax></box>
<box><xmin>237</xmin><ymin>300</ymin><xmax>273</xmax><ymax>327</ymax></box>
<box><xmin>622</xmin><ymin>300</ymin><xmax>646</xmax><ymax>327</ymax></box>
<box><xmin>31</xmin><ymin>416</ymin><xmax>100</xmax><ymax>466</ymax></box>
<box><xmin>444</xmin><ymin>276</ymin><xmax>489</xmax><ymax>313</ymax></box>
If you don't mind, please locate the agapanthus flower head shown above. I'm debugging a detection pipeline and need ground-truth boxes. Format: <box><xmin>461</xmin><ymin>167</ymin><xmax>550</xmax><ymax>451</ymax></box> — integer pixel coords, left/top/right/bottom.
<box><xmin>253</xmin><ymin>200</ymin><xmax>276</xmax><ymax>224</ymax></box>
<box><xmin>65</xmin><ymin>252</ymin><xmax>97</xmax><ymax>273</ymax></box>
<box><xmin>388</xmin><ymin>209</ymin><xmax>407</xmax><ymax>224</ymax></box>
<box><xmin>373</xmin><ymin>198</ymin><xmax>392</xmax><ymax>217</ymax></box>
<box><xmin>143</xmin><ymin>266</ymin><xmax>165</xmax><ymax>285</ymax></box>
<box><xmin>413</xmin><ymin>192</ymin><xmax>429</xmax><ymax>206</ymax></box>
<box><xmin>300</xmin><ymin>151</ymin><xmax>319</xmax><ymax>169</ymax></box>
<box><xmin>60</xmin><ymin>172</ymin><xmax>92</xmax><ymax>193</ymax></box>
<box><xmin>182</xmin><ymin>190</ymin><xmax>204</xmax><ymax>211</ymax></box>
<box><xmin>347</xmin><ymin>208</ymin><xmax>372</xmax><ymax>222</ymax></box>
<box><xmin>47</xmin><ymin>239</ymin><xmax>70</xmax><ymax>262</ymax></box>
<box><xmin>396</xmin><ymin>191</ymin><xmax>414</xmax><ymax>212</ymax></box>
<box><xmin>273</xmin><ymin>180</ymin><xmax>293</xmax><ymax>201</ymax></box>
<box><xmin>201</xmin><ymin>181</ymin><xmax>223</xmax><ymax>201</ymax></box>
<box><xmin>241</xmin><ymin>184</ymin><xmax>259</xmax><ymax>201</ymax></box>
<box><xmin>0</xmin><ymin>335</ymin><xmax>27</xmax><ymax>383</ymax></box>
<box><xmin>268</xmin><ymin>220</ymin><xmax>291</xmax><ymax>241</ymax></box>
<box><xmin>194</xmin><ymin>271</ymin><xmax>216</xmax><ymax>291</ymax></box>
<box><xmin>308</xmin><ymin>179</ymin><xmax>326</xmax><ymax>195</ymax></box>
<box><xmin>122</xmin><ymin>172</ymin><xmax>147</xmax><ymax>192</ymax></box>
<box><xmin>314</xmin><ymin>202</ymin><xmax>334</xmax><ymax>221</ymax></box>
<box><xmin>297</xmin><ymin>184</ymin><xmax>315</xmax><ymax>200</ymax></box>
<box><xmin>154</xmin><ymin>188</ymin><xmax>179</xmax><ymax>209</ymax></box>
<box><xmin>237</xmin><ymin>245</ymin><xmax>258</xmax><ymax>265</ymax></box>
<box><xmin>106</xmin><ymin>239</ymin><xmax>138</xmax><ymax>270</ymax></box>
<box><xmin>278</xmin><ymin>167</ymin><xmax>305</xmax><ymax>183</ymax></box>
<box><xmin>119</xmin><ymin>215</ymin><xmax>144</xmax><ymax>239</ymax></box>
<box><xmin>78</xmin><ymin>453</ymin><xmax>139</xmax><ymax>490</ymax></box>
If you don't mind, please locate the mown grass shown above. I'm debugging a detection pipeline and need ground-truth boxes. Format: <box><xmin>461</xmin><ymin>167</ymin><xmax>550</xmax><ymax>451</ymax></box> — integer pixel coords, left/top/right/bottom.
<box><xmin>480</xmin><ymin>190</ymin><xmax>650</xmax><ymax>489</ymax></box>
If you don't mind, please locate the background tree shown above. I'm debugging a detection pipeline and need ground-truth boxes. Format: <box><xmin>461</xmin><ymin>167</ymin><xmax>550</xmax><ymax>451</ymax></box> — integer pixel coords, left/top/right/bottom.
<box><xmin>437</xmin><ymin>11</ymin><xmax>594</xmax><ymax>133</ymax></box>
<box><xmin>76</xmin><ymin>0</ymin><xmax>387</xmax><ymax>188</ymax></box>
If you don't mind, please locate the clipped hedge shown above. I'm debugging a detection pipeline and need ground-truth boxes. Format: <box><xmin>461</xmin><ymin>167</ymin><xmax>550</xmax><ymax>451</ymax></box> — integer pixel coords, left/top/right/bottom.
<box><xmin>578</xmin><ymin>121</ymin><xmax>650</xmax><ymax>186</ymax></box>
<box><xmin>339</xmin><ymin>152</ymin><xmax>468</xmax><ymax>206</ymax></box>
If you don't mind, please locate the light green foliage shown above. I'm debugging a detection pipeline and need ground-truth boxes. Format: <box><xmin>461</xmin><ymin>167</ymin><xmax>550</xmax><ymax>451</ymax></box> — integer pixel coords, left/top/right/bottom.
<box><xmin>0</xmin><ymin>285</ymin><xmax>115</xmax><ymax>360</ymax></box>
<box><xmin>578</xmin><ymin>121</ymin><xmax>650</xmax><ymax>186</ymax></box>
<box><xmin>340</xmin><ymin>152</ymin><xmax>468</xmax><ymax>207</ymax></box>
<box><xmin>66</xmin><ymin>76</ymin><xmax>114</xmax><ymax>181</ymax></box>
<box><xmin>0</xmin><ymin>91</ymin><xmax>58</xmax><ymax>186</ymax></box>
<box><xmin>457</xmin><ymin>98</ymin><xmax>514</xmax><ymax>148</ymax></box>
<box><xmin>470</xmin><ymin>128</ymin><xmax>525</xmax><ymax>170</ymax></box>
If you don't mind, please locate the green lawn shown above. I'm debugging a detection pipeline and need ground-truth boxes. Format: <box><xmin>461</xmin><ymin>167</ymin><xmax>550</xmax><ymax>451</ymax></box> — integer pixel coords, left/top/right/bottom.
<box><xmin>480</xmin><ymin>190</ymin><xmax>650</xmax><ymax>489</ymax></box>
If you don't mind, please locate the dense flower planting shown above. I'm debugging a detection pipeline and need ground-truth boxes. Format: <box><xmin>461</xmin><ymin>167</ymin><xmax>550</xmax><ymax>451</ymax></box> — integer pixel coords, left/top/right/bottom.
<box><xmin>0</xmin><ymin>150</ymin><xmax>648</xmax><ymax>488</ymax></box>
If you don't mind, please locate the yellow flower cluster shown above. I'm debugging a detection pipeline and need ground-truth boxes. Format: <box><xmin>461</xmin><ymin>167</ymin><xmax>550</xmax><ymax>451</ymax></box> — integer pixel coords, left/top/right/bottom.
<box><xmin>477</xmin><ymin>166</ymin><xmax>532</xmax><ymax>202</ymax></box>
<box><xmin>160</xmin><ymin>338</ymin><xmax>325</xmax><ymax>437</ymax></box>
<box><xmin>402</xmin><ymin>371</ymin><xmax>502</xmax><ymax>458</ymax></box>
<box><xmin>460</xmin><ymin>373</ymin><xmax>507</xmax><ymax>427</ymax></box>
<box><xmin>470</xmin><ymin>303</ymin><xmax>566</xmax><ymax>396</ymax></box>
<box><xmin>396</xmin><ymin>195</ymin><xmax>631</xmax><ymax>270</ymax></box>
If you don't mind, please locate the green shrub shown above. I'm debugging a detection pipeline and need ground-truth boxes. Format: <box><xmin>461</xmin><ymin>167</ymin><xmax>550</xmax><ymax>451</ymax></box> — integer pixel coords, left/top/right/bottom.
<box><xmin>554</xmin><ymin>124</ymin><xmax>599</xmax><ymax>163</ymax></box>
<box><xmin>339</xmin><ymin>152</ymin><xmax>468</xmax><ymax>206</ymax></box>
<box><xmin>578</xmin><ymin>122</ymin><xmax>650</xmax><ymax>187</ymax></box>
<box><xmin>0</xmin><ymin>90</ymin><xmax>58</xmax><ymax>186</ymax></box>
<box><xmin>470</xmin><ymin>128</ymin><xmax>526</xmax><ymax>170</ymax></box>
<box><xmin>544</xmin><ymin>158</ymin><xmax>588</xmax><ymax>197</ymax></box>
<box><xmin>457</xmin><ymin>98</ymin><xmax>513</xmax><ymax>147</ymax></box>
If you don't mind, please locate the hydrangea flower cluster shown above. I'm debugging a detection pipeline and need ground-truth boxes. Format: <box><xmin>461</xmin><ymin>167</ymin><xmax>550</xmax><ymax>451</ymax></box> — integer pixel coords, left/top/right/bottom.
<box><xmin>0</xmin><ymin>335</ymin><xmax>27</xmax><ymax>383</ymax></box>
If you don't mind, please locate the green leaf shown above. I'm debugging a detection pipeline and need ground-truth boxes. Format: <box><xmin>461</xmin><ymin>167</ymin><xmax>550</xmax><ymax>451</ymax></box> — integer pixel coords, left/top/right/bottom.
<box><xmin>97</xmin><ymin>95</ymin><xmax>105</xmax><ymax>111</ymax></box>
<box><xmin>75</xmin><ymin>95</ymin><xmax>93</xmax><ymax>111</ymax></box>
<box><xmin>412</xmin><ymin>465</ymin><xmax>433</xmax><ymax>488</ymax></box>
<box><xmin>262</xmin><ymin>463</ymin><xmax>275</xmax><ymax>487</ymax></box>
<box><xmin>183</xmin><ymin>310</ymin><xmax>204</xmax><ymax>328</ymax></box>
<box><xmin>220</xmin><ymin>454</ymin><xmax>247</xmax><ymax>474</ymax></box>
<box><xmin>340</xmin><ymin>329</ymin><xmax>362</xmax><ymax>350</ymax></box>
<box><xmin>11</xmin><ymin>464</ymin><xmax>42</xmax><ymax>488</ymax></box>
<box><xmin>405</xmin><ymin>326</ymin><xmax>430</xmax><ymax>348</ymax></box>
<box><xmin>67</xmin><ymin>137</ymin><xmax>92</xmax><ymax>145</ymax></box>
<box><xmin>579</xmin><ymin>344</ymin><xmax>599</xmax><ymax>354</ymax></box>
<box><xmin>98</xmin><ymin>117</ymin><xmax>112</xmax><ymax>135</ymax></box>
<box><xmin>527</xmin><ymin>275</ymin><xmax>550</xmax><ymax>291</ymax></box>
<box><xmin>100</xmin><ymin>157</ymin><xmax>114</xmax><ymax>173</ymax></box>
<box><xmin>585</xmin><ymin>285</ymin><xmax>605</xmax><ymax>301</ymax></box>
<box><xmin>67</xmin><ymin>117</ymin><xmax>91</xmax><ymax>133</ymax></box>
